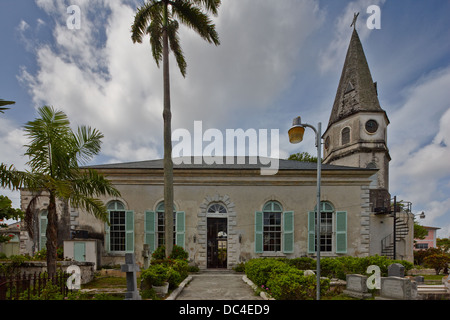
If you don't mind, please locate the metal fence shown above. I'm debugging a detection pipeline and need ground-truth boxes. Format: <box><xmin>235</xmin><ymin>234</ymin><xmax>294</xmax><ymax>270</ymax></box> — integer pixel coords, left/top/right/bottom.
<box><xmin>0</xmin><ymin>272</ymin><xmax>70</xmax><ymax>300</ymax></box>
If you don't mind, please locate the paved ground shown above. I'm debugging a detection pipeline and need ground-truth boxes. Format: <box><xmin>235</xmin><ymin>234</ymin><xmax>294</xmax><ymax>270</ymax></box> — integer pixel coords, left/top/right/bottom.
<box><xmin>175</xmin><ymin>271</ymin><xmax>263</xmax><ymax>300</ymax></box>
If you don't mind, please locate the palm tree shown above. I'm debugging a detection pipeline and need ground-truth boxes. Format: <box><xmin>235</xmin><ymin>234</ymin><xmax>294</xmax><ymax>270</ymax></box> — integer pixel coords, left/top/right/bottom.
<box><xmin>131</xmin><ymin>0</ymin><xmax>220</xmax><ymax>256</ymax></box>
<box><xmin>0</xmin><ymin>106</ymin><xmax>120</xmax><ymax>275</ymax></box>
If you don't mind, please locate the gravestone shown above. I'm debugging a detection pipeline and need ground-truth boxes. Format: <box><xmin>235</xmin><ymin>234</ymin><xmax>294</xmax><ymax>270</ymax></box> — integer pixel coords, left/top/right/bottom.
<box><xmin>388</xmin><ymin>263</ymin><xmax>405</xmax><ymax>278</ymax></box>
<box><xmin>343</xmin><ymin>274</ymin><xmax>372</xmax><ymax>299</ymax></box>
<box><xmin>377</xmin><ymin>277</ymin><xmax>417</xmax><ymax>300</ymax></box>
<box><xmin>142</xmin><ymin>244</ymin><xmax>150</xmax><ymax>269</ymax></box>
<box><xmin>121</xmin><ymin>253</ymin><xmax>142</xmax><ymax>300</ymax></box>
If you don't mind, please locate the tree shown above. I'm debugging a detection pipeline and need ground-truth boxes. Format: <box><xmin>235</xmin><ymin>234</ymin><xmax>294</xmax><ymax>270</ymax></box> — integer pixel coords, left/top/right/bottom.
<box><xmin>0</xmin><ymin>99</ymin><xmax>15</xmax><ymax>114</ymax></box>
<box><xmin>0</xmin><ymin>106</ymin><xmax>120</xmax><ymax>274</ymax></box>
<box><xmin>437</xmin><ymin>238</ymin><xmax>450</xmax><ymax>253</ymax></box>
<box><xmin>0</xmin><ymin>195</ymin><xmax>24</xmax><ymax>243</ymax></box>
<box><xmin>288</xmin><ymin>152</ymin><xmax>320</xmax><ymax>163</ymax></box>
<box><xmin>414</xmin><ymin>222</ymin><xmax>428</xmax><ymax>241</ymax></box>
<box><xmin>424</xmin><ymin>253</ymin><xmax>450</xmax><ymax>275</ymax></box>
<box><xmin>131</xmin><ymin>0</ymin><xmax>220</xmax><ymax>256</ymax></box>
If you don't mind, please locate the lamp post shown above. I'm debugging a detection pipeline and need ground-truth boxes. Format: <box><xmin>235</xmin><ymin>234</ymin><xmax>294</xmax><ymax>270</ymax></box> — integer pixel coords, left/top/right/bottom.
<box><xmin>288</xmin><ymin>116</ymin><xmax>322</xmax><ymax>300</ymax></box>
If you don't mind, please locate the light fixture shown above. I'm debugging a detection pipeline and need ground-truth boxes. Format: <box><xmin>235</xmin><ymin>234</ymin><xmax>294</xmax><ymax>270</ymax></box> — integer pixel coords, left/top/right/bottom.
<box><xmin>288</xmin><ymin>116</ymin><xmax>306</xmax><ymax>144</ymax></box>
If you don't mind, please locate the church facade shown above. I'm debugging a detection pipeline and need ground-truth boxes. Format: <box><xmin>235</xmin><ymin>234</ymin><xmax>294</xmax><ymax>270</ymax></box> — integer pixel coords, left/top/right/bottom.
<box><xmin>18</xmin><ymin>28</ymin><xmax>414</xmax><ymax>269</ymax></box>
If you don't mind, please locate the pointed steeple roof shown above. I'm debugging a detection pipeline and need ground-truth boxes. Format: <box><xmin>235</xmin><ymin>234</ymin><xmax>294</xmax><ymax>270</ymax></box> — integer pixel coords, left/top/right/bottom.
<box><xmin>327</xmin><ymin>28</ymin><xmax>386</xmax><ymax>127</ymax></box>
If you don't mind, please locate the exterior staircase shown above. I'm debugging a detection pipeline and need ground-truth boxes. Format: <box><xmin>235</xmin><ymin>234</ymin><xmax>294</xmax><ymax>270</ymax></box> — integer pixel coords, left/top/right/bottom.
<box><xmin>381</xmin><ymin>214</ymin><xmax>410</xmax><ymax>259</ymax></box>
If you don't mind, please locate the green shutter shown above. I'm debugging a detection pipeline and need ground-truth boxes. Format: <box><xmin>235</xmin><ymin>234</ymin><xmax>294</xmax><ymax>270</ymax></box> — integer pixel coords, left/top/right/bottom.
<box><xmin>176</xmin><ymin>211</ymin><xmax>185</xmax><ymax>249</ymax></box>
<box><xmin>255</xmin><ymin>211</ymin><xmax>263</xmax><ymax>253</ymax></box>
<box><xmin>307</xmin><ymin>211</ymin><xmax>316</xmax><ymax>254</ymax></box>
<box><xmin>145</xmin><ymin>211</ymin><xmax>156</xmax><ymax>253</ymax></box>
<box><xmin>105</xmin><ymin>213</ymin><xmax>110</xmax><ymax>253</ymax></box>
<box><xmin>125</xmin><ymin>210</ymin><xmax>134</xmax><ymax>253</ymax></box>
<box><xmin>283</xmin><ymin>211</ymin><xmax>294</xmax><ymax>253</ymax></box>
<box><xmin>336</xmin><ymin>211</ymin><xmax>347</xmax><ymax>253</ymax></box>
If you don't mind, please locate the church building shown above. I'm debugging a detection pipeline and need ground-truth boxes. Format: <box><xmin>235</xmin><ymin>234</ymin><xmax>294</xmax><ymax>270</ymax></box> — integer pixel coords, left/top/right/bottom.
<box><xmin>19</xmin><ymin>27</ymin><xmax>414</xmax><ymax>269</ymax></box>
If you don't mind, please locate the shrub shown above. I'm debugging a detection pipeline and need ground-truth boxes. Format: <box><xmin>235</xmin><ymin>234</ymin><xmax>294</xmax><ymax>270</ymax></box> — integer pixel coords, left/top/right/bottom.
<box><xmin>151</xmin><ymin>246</ymin><xmax>166</xmax><ymax>260</ymax></box>
<box><xmin>170</xmin><ymin>245</ymin><xmax>189</xmax><ymax>260</ymax></box>
<box><xmin>245</xmin><ymin>258</ymin><xmax>287</xmax><ymax>286</ymax></box>
<box><xmin>166</xmin><ymin>268</ymin><xmax>182</xmax><ymax>289</ymax></box>
<box><xmin>266</xmin><ymin>270</ymin><xmax>329</xmax><ymax>300</ymax></box>
<box><xmin>141</xmin><ymin>264</ymin><xmax>168</xmax><ymax>286</ymax></box>
<box><xmin>424</xmin><ymin>253</ymin><xmax>450</xmax><ymax>275</ymax></box>
<box><xmin>245</xmin><ymin>258</ymin><xmax>330</xmax><ymax>300</ymax></box>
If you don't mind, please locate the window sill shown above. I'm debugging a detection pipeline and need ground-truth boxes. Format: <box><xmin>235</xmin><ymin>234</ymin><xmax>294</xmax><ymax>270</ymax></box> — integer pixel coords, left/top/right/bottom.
<box><xmin>261</xmin><ymin>252</ymin><xmax>286</xmax><ymax>258</ymax></box>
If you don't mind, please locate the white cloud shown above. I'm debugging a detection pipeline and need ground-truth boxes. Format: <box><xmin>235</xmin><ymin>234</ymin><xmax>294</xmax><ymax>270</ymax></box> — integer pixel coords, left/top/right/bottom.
<box><xmin>19</xmin><ymin>0</ymin><xmax>325</xmax><ymax>164</ymax></box>
<box><xmin>389</xmin><ymin>66</ymin><xmax>450</xmax><ymax>237</ymax></box>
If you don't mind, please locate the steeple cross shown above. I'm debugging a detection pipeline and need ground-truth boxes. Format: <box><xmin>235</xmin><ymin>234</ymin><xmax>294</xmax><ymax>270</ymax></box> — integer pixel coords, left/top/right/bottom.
<box><xmin>350</xmin><ymin>12</ymin><xmax>360</xmax><ymax>29</ymax></box>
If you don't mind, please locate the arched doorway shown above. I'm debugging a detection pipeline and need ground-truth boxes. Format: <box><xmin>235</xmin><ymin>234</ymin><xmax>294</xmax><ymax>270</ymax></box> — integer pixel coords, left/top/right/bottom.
<box><xmin>206</xmin><ymin>203</ymin><xmax>227</xmax><ymax>269</ymax></box>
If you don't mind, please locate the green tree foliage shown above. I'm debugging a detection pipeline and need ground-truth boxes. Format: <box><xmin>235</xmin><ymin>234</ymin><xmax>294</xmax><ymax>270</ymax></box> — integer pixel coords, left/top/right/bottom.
<box><xmin>0</xmin><ymin>106</ymin><xmax>120</xmax><ymax>275</ymax></box>
<box><xmin>0</xmin><ymin>195</ymin><xmax>24</xmax><ymax>243</ymax></box>
<box><xmin>288</xmin><ymin>152</ymin><xmax>320</xmax><ymax>163</ymax></box>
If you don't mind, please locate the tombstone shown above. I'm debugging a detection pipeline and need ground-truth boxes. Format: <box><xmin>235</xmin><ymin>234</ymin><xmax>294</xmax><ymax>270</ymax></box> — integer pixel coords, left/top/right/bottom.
<box><xmin>142</xmin><ymin>244</ymin><xmax>150</xmax><ymax>269</ymax></box>
<box><xmin>388</xmin><ymin>263</ymin><xmax>405</xmax><ymax>278</ymax></box>
<box><xmin>121</xmin><ymin>253</ymin><xmax>142</xmax><ymax>300</ymax></box>
<box><xmin>376</xmin><ymin>277</ymin><xmax>417</xmax><ymax>300</ymax></box>
<box><xmin>343</xmin><ymin>274</ymin><xmax>372</xmax><ymax>299</ymax></box>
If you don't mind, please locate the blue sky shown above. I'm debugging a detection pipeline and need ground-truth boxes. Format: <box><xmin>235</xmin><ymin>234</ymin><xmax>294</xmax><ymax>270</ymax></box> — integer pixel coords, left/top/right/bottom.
<box><xmin>1</xmin><ymin>0</ymin><xmax>450</xmax><ymax>238</ymax></box>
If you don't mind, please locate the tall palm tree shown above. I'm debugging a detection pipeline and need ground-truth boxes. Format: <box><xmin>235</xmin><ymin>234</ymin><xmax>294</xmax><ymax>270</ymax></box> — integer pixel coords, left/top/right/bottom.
<box><xmin>0</xmin><ymin>106</ymin><xmax>120</xmax><ymax>275</ymax></box>
<box><xmin>131</xmin><ymin>0</ymin><xmax>220</xmax><ymax>256</ymax></box>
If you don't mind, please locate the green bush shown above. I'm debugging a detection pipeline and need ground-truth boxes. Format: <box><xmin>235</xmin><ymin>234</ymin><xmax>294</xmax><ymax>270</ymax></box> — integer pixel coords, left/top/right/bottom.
<box><xmin>245</xmin><ymin>258</ymin><xmax>287</xmax><ymax>286</ymax></box>
<box><xmin>245</xmin><ymin>258</ymin><xmax>329</xmax><ymax>300</ymax></box>
<box><xmin>141</xmin><ymin>264</ymin><xmax>168</xmax><ymax>286</ymax></box>
<box><xmin>170</xmin><ymin>245</ymin><xmax>189</xmax><ymax>260</ymax></box>
<box><xmin>267</xmin><ymin>270</ymin><xmax>329</xmax><ymax>300</ymax></box>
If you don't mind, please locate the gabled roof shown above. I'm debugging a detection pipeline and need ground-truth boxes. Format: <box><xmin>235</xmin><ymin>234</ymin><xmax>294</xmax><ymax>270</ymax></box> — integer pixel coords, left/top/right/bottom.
<box><xmin>327</xmin><ymin>28</ymin><xmax>387</xmax><ymax>127</ymax></box>
<box><xmin>86</xmin><ymin>156</ymin><xmax>374</xmax><ymax>172</ymax></box>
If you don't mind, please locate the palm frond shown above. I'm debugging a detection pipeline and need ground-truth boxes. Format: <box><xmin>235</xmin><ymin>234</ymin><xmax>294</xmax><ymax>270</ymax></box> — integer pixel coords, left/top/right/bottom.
<box><xmin>131</xmin><ymin>0</ymin><xmax>162</xmax><ymax>44</ymax></box>
<box><xmin>171</xmin><ymin>0</ymin><xmax>220</xmax><ymax>45</ymax></box>
<box><xmin>73</xmin><ymin>126</ymin><xmax>104</xmax><ymax>165</ymax></box>
<box><xmin>70</xmin><ymin>195</ymin><xmax>110</xmax><ymax>223</ymax></box>
<box><xmin>71</xmin><ymin>168</ymin><xmax>121</xmax><ymax>199</ymax></box>
<box><xmin>184</xmin><ymin>0</ymin><xmax>221</xmax><ymax>16</ymax></box>
<box><xmin>0</xmin><ymin>99</ymin><xmax>15</xmax><ymax>114</ymax></box>
<box><xmin>148</xmin><ymin>7</ymin><xmax>164</xmax><ymax>67</ymax></box>
<box><xmin>167</xmin><ymin>20</ymin><xmax>187</xmax><ymax>77</ymax></box>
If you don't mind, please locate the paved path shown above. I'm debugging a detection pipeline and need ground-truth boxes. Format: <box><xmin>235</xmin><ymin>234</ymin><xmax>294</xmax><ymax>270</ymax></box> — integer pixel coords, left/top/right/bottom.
<box><xmin>175</xmin><ymin>271</ymin><xmax>263</xmax><ymax>300</ymax></box>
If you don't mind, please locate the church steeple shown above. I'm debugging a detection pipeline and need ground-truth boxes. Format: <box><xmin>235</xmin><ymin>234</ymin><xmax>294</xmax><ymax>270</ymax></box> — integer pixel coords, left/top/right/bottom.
<box><xmin>327</xmin><ymin>28</ymin><xmax>386</xmax><ymax>127</ymax></box>
<box><xmin>323</xmin><ymin>22</ymin><xmax>391</xmax><ymax>210</ymax></box>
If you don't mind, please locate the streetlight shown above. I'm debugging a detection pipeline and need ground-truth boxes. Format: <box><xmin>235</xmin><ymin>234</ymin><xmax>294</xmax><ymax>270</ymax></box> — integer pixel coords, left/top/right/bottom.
<box><xmin>288</xmin><ymin>116</ymin><xmax>322</xmax><ymax>300</ymax></box>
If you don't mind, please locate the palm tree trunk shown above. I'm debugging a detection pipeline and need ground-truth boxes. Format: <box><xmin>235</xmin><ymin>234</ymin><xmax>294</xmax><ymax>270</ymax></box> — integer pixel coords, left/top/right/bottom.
<box><xmin>162</xmin><ymin>0</ymin><xmax>174</xmax><ymax>257</ymax></box>
<box><xmin>46</xmin><ymin>192</ymin><xmax>58</xmax><ymax>275</ymax></box>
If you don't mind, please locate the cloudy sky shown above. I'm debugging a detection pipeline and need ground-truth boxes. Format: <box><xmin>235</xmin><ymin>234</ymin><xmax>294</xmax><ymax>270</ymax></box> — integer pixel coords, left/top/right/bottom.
<box><xmin>1</xmin><ymin>0</ymin><xmax>449</xmax><ymax>238</ymax></box>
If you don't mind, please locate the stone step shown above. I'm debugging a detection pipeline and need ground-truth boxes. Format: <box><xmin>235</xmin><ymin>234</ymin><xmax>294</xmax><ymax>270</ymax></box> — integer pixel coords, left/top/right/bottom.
<box><xmin>417</xmin><ymin>285</ymin><xmax>448</xmax><ymax>293</ymax></box>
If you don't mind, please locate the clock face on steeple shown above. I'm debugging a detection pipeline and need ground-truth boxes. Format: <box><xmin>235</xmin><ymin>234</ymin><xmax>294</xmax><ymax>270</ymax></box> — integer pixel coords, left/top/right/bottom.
<box><xmin>365</xmin><ymin>119</ymin><xmax>378</xmax><ymax>134</ymax></box>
